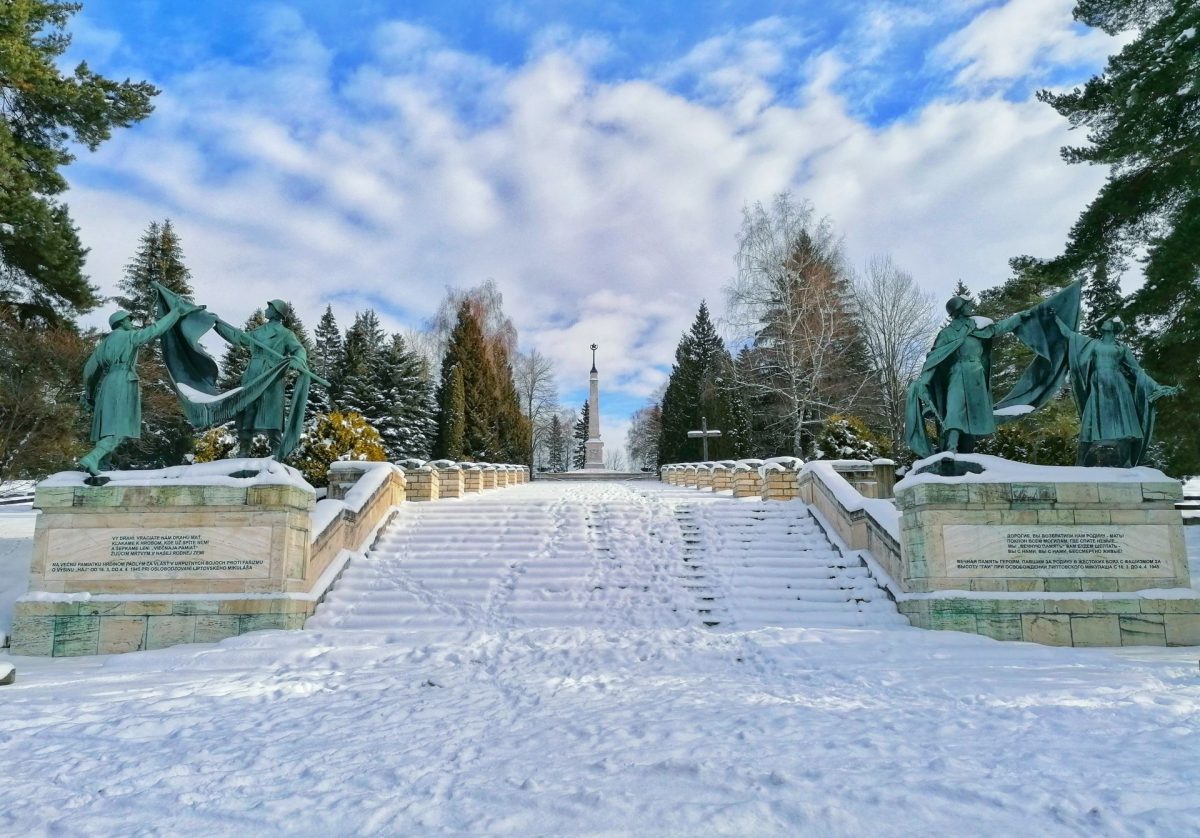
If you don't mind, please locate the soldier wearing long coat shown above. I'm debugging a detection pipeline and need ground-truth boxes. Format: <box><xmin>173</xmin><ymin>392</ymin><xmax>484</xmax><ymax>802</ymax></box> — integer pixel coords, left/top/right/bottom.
<box><xmin>213</xmin><ymin>299</ymin><xmax>308</xmax><ymax>457</ymax></box>
<box><xmin>78</xmin><ymin>305</ymin><xmax>189</xmax><ymax>475</ymax></box>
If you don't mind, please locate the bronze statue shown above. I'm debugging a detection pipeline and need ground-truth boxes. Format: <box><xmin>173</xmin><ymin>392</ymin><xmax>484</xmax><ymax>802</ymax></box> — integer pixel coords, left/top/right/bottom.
<box><xmin>214</xmin><ymin>300</ymin><xmax>310</xmax><ymax>458</ymax></box>
<box><xmin>78</xmin><ymin>301</ymin><xmax>195</xmax><ymax>476</ymax></box>
<box><xmin>1056</xmin><ymin>316</ymin><xmax>1179</xmax><ymax>467</ymax></box>
<box><xmin>905</xmin><ymin>281</ymin><xmax>1082</xmax><ymax>460</ymax></box>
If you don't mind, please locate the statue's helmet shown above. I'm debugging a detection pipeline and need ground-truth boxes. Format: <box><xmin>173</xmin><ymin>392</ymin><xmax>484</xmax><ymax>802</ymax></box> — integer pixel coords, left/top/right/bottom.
<box><xmin>266</xmin><ymin>299</ymin><xmax>289</xmax><ymax>319</ymax></box>
<box><xmin>1099</xmin><ymin>317</ymin><xmax>1125</xmax><ymax>334</ymax></box>
<box><xmin>108</xmin><ymin>310</ymin><xmax>132</xmax><ymax>329</ymax></box>
<box><xmin>946</xmin><ymin>296</ymin><xmax>971</xmax><ymax>317</ymax></box>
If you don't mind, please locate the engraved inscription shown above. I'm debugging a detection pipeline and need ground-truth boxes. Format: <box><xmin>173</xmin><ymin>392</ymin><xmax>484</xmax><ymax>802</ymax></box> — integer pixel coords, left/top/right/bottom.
<box><xmin>45</xmin><ymin>526</ymin><xmax>272</xmax><ymax>580</ymax></box>
<box><xmin>942</xmin><ymin>524</ymin><xmax>1174</xmax><ymax>578</ymax></box>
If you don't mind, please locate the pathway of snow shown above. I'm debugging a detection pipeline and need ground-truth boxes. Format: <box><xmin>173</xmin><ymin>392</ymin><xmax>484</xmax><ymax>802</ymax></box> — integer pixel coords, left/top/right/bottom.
<box><xmin>0</xmin><ymin>483</ymin><xmax>1198</xmax><ymax>835</ymax></box>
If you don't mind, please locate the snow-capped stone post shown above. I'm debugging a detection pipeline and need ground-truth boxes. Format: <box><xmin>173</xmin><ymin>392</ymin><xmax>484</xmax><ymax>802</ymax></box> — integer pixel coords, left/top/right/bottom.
<box><xmin>682</xmin><ymin>464</ymin><xmax>699</xmax><ymax>488</ymax></box>
<box><xmin>732</xmin><ymin>462</ymin><xmax>763</xmax><ymax>497</ymax></box>
<box><xmin>710</xmin><ymin>462</ymin><xmax>735</xmax><ymax>492</ymax></box>
<box><xmin>585</xmin><ymin>344</ymin><xmax>605</xmax><ymax>470</ymax></box>
<box><xmin>480</xmin><ymin>464</ymin><xmax>497</xmax><ymax>490</ymax></box>
<box><xmin>462</xmin><ymin>464</ymin><xmax>482</xmax><ymax>493</ymax></box>
<box><xmin>405</xmin><ymin>464</ymin><xmax>440</xmax><ymax>502</ymax></box>
<box><xmin>872</xmin><ymin>458</ymin><xmax>896</xmax><ymax>497</ymax></box>
<box><xmin>695</xmin><ymin>464</ymin><xmax>714</xmax><ymax>491</ymax></box>
<box><xmin>431</xmin><ymin>461</ymin><xmax>463</xmax><ymax>498</ymax></box>
<box><xmin>761</xmin><ymin>458</ymin><xmax>802</xmax><ymax>501</ymax></box>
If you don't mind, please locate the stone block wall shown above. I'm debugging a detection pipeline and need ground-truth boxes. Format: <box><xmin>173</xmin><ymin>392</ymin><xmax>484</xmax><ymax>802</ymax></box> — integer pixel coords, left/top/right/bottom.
<box><xmin>481</xmin><ymin>468</ymin><xmax>497</xmax><ymax>490</ymax></box>
<box><xmin>710</xmin><ymin>466</ymin><xmax>733</xmax><ymax>492</ymax></box>
<box><xmin>437</xmin><ymin>468</ymin><xmax>464</xmax><ymax>498</ymax></box>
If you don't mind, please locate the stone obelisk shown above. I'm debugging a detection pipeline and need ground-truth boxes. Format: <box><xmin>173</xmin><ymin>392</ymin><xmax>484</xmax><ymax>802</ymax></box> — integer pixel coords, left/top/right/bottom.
<box><xmin>584</xmin><ymin>343</ymin><xmax>605</xmax><ymax>470</ymax></box>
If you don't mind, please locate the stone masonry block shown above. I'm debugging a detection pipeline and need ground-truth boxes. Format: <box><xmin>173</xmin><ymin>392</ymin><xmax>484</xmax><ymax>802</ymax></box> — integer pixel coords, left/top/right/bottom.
<box><xmin>1119</xmin><ymin>614</ymin><xmax>1166</xmax><ymax>646</ymax></box>
<box><xmin>9</xmin><ymin>616</ymin><xmax>54</xmax><ymax>656</ymax></box>
<box><xmin>98</xmin><ymin>617</ymin><xmax>147</xmax><ymax>654</ymax></box>
<box><xmin>977</xmin><ymin>614</ymin><xmax>1024</xmax><ymax>641</ymax></box>
<box><xmin>146</xmin><ymin>616</ymin><xmax>195</xmax><ymax>650</ymax></box>
<box><xmin>1022</xmin><ymin>614</ymin><xmax>1072</xmax><ymax>646</ymax></box>
<box><xmin>53</xmin><ymin>615</ymin><xmax>100</xmax><ymax>656</ymax></box>
<box><xmin>1164</xmin><ymin>614</ymin><xmax>1200</xmax><ymax>646</ymax></box>
<box><xmin>1070</xmin><ymin>615</ymin><xmax>1121</xmax><ymax>647</ymax></box>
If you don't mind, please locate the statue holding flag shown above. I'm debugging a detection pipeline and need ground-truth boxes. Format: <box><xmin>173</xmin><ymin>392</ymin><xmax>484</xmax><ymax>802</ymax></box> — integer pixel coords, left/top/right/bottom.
<box><xmin>905</xmin><ymin>281</ymin><xmax>1083</xmax><ymax>459</ymax></box>
<box><xmin>151</xmin><ymin>283</ymin><xmax>327</xmax><ymax>461</ymax></box>
<box><xmin>78</xmin><ymin>298</ymin><xmax>199</xmax><ymax>477</ymax></box>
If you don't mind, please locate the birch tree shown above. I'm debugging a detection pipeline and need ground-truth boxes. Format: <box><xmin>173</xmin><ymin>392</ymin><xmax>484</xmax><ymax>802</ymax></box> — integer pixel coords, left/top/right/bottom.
<box><xmin>725</xmin><ymin>193</ymin><xmax>868</xmax><ymax>456</ymax></box>
<box><xmin>514</xmin><ymin>348</ymin><xmax>558</xmax><ymax>470</ymax></box>
<box><xmin>853</xmin><ymin>255</ymin><xmax>938</xmax><ymax>453</ymax></box>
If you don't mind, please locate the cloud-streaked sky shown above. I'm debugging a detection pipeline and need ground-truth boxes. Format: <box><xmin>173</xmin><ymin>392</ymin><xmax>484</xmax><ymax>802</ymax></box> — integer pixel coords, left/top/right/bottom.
<box><xmin>64</xmin><ymin>0</ymin><xmax>1119</xmax><ymax>454</ymax></box>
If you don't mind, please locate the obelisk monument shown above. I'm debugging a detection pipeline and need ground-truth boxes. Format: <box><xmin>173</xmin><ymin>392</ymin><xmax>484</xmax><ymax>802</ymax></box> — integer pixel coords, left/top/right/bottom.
<box><xmin>585</xmin><ymin>343</ymin><xmax>605</xmax><ymax>470</ymax></box>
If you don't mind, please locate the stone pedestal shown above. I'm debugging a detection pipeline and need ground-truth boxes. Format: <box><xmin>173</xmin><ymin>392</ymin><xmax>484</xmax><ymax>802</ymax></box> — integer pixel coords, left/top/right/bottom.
<box><xmin>762</xmin><ymin>469</ymin><xmax>799</xmax><ymax>501</ymax></box>
<box><xmin>710</xmin><ymin>466</ymin><xmax>733</xmax><ymax>492</ymax></box>
<box><xmin>405</xmin><ymin>467</ymin><xmax>440</xmax><ymax>502</ymax></box>
<box><xmin>480</xmin><ymin>467</ymin><xmax>497</xmax><ymax>490</ymax></box>
<box><xmin>463</xmin><ymin>467</ymin><xmax>482</xmax><ymax>493</ymax></box>
<box><xmin>891</xmin><ymin>456</ymin><xmax>1198</xmax><ymax>646</ymax></box>
<box><xmin>436</xmin><ymin>467</ymin><xmax>464</xmax><ymax>498</ymax></box>
<box><xmin>732</xmin><ymin>468</ymin><xmax>762</xmax><ymax>498</ymax></box>
<box><xmin>695</xmin><ymin>467</ymin><xmax>713</xmax><ymax>490</ymax></box>
<box><xmin>683</xmin><ymin>467</ymin><xmax>699</xmax><ymax>488</ymax></box>
<box><xmin>10</xmin><ymin>459</ymin><xmax>405</xmax><ymax>657</ymax></box>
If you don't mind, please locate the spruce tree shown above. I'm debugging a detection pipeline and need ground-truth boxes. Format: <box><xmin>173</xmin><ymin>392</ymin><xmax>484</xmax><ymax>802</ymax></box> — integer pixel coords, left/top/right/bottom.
<box><xmin>658</xmin><ymin>302</ymin><xmax>744</xmax><ymax>463</ymax></box>
<box><xmin>435</xmin><ymin>302</ymin><xmax>495</xmax><ymax>460</ymax></box>
<box><xmin>338</xmin><ymin>310</ymin><xmax>386</xmax><ymax>424</ymax></box>
<box><xmin>572</xmin><ymin>401</ymin><xmax>590</xmax><ymax>470</ymax></box>
<box><xmin>951</xmin><ymin>279</ymin><xmax>973</xmax><ymax>301</ymax></box>
<box><xmin>114</xmin><ymin>220</ymin><xmax>193</xmax><ymax>324</ymax></box>
<box><xmin>546</xmin><ymin>414</ymin><xmax>567</xmax><ymax>472</ymax></box>
<box><xmin>1083</xmin><ymin>262</ymin><xmax>1124</xmax><ymax>331</ymax></box>
<box><xmin>375</xmin><ymin>333</ymin><xmax>437</xmax><ymax>460</ymax></box>
<box><xmin>311</xmin><ymin>305</ymin><xmax>342</xmax><ymax>412</ymax></box>
<box><xmin>438</xmin><ymin>364</ymin><xmax>466</xmax><ymax>460</ymax></box>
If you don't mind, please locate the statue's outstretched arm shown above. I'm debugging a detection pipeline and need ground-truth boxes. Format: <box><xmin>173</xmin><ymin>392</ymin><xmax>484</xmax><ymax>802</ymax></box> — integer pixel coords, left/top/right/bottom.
<box><xmin>213</xmin><ymin>317</ymin><xmax>250</xmax><ymax>347</ymax></box>
<box><xmin>133</xmin><ymin>304</ymin><xmax>189</xmax><ymax>347</ymax></box>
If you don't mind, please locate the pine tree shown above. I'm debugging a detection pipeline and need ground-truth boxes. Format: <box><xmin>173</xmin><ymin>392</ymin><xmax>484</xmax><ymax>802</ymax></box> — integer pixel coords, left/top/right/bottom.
<box><xmin>546</xmin><ymin>414</ymin><xmax>567</xmax><ymax>472</ymax></box>
<box><xmin>437</xmin><ymin>364</ymin><xmax>467</xmax><ymax>460</ymax></box>
<box><xmin>1032</xmin><ymin>0</ymin><xmax>1199</xmax><ymax>472</ymax></box>
<box><xmin>572</xmin><ymin>401</ymin><xmax>590</xmax><ymax>470</ymax></box>
<box><xmin>311</xmin><ymin>305</ymin><xmax>342</xmax><ymax>412</ymax></box>
<box><xmin>108</xmin><ymin>220</ymin><xmax>195</xmax><ymax>468</ymax></box>
<box><xmin>0</xmin><ymin>1</ymin><xmax>157</xmax><ymax>324</ymax></box>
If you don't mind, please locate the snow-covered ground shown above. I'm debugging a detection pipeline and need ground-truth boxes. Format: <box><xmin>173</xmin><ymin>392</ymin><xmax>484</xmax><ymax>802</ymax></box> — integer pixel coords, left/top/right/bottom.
<box><xmin>1</xmin><ymin>483</ymin><xmax>1198</xmax><ymax>835</ymax></box>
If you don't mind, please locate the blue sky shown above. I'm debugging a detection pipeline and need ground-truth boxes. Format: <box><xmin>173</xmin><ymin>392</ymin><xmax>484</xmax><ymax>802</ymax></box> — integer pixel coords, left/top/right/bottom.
<box><xmin>63</xmin><ymin>0</ymin><xmax>1122</xmax><ymax>456</ymax></box>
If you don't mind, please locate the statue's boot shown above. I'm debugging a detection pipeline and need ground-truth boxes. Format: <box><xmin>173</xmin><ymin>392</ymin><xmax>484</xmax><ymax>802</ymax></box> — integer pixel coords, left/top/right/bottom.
<box><xmin>237</xmin><ymin>433</ymin><xmax>255</xmax><ymax>460</ymax></box>
<box><xmin>267</xmin><ymin>432</ymin><xmax>282</xmax><ymax>460</ymax></box>
<box><xmin>78</xmin><ymin>436</ymin><xmax>121</xmax><ymax>477</ymax></box>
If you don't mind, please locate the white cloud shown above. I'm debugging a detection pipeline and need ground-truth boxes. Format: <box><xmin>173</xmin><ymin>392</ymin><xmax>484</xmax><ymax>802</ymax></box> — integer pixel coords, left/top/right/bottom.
<box><xmin>67</xmin><ymin>10</ymin><xmax>1113</xmax><ymax>434</ymax></box>
<box><xmin>936</xmin><ymin>0</ymin><xmax>1118</xmax><ymax>86</ymax></box>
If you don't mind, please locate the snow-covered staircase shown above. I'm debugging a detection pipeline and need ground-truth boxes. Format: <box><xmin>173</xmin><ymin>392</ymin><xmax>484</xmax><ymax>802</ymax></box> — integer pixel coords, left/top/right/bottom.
<box><xmin>308</xmin><ymin>481</ymin><xmax>904</xmax><ymax>633</ymax></box>
<box><xmin>675</xmin><ymin>498</ymin><xmax>906</xmax><ymax>630</ymax></box>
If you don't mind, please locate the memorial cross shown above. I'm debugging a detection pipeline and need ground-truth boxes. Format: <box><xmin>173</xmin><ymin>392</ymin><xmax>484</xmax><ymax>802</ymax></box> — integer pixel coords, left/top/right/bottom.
<box><xmin>687</xmin><ymin>416</ymin><xmax>722</xmax><ymax>461</ymax></box>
